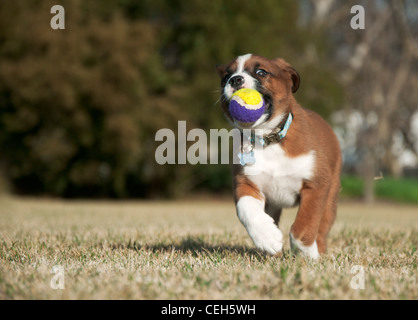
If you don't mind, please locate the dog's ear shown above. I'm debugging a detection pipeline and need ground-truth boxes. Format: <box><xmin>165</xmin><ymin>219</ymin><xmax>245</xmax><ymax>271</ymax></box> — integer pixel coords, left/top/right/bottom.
<box><xmin>274</xmin><ymin>58</ymin><xmax>300</xmax><ymax>93</ymax></box>
<box><xmin>287</xmin><ymin>66</ymin><xmax>300</xmax><ymax>93</ymax></box>
<box><xmin>215</xmin><ymin>64</ymin><xmax>226</xmax><ymax>78</ymax></box>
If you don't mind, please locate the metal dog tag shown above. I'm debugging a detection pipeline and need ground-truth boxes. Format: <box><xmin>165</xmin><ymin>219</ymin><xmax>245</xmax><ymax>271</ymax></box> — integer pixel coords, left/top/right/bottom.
<box><xmin>238</xmin><ymin>151</ymin><xmax>256</xmax><ymax>166</ymax></box>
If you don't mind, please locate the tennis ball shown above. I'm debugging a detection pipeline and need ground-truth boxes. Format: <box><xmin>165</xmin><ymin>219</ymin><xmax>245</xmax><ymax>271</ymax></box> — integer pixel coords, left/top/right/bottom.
<box><xmin>229</xmin><ymin>88</ymin><xmax>265</xmax><ymax>123</ymax></box>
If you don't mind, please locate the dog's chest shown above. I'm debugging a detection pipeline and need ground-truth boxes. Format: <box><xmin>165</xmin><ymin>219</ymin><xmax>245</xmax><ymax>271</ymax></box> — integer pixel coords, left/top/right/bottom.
<box><xmin>244</xmin><ymin>145</ymin><xmax>315</xmax><ymax>208</ymax></box>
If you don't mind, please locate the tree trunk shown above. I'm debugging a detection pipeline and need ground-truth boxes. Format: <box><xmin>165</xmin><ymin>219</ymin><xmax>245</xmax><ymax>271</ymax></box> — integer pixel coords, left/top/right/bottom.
<box><xmin>363</xmin><ymin>149</ymin><xmax>375</xmax><ymax>204</ymax></box>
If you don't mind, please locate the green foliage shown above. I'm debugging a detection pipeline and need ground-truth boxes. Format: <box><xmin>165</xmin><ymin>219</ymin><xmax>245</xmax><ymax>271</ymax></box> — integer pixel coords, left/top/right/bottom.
<box><xmin>0</xmin><ymin>1</ymin><xmax>344</xmax><ymax>198</ymax></box>
<box><xmin>375</xmin><ymin>178</ymin><xmax>418</xmax><ymax>204</ymax></box>
<box><xmin>341</xmin><ymin>175</ymin><xmax>418</xmax><ymax>204</ymax></box>
<box><xmin>340</xmin><ymin>175</ymin><xmax>364</xmax><ymax>199</ymax></box>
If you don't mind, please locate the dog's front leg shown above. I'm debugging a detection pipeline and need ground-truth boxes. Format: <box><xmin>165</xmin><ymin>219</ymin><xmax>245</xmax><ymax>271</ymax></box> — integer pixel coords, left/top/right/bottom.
<box><xmin>236</xmin><ymin>195</ymin><xmax>283</xmax><ymax>255</ymax></box>
<box><xmin>289</xmin><ymin>184</ymin><xmax>329</xmax><ymax>259</ymax></box>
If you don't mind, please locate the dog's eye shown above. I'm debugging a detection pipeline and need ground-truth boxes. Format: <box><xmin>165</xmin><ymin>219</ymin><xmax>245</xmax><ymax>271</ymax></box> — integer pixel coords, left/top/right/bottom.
<box><xmin>222</xmin><ymin>74</ymin><xmax>231</xmax><ymax>84</ymax></box>
<box><xmin>256</xmin><ymin>69</ymin><xmax>268</xmax><ymax>76</ymax></box>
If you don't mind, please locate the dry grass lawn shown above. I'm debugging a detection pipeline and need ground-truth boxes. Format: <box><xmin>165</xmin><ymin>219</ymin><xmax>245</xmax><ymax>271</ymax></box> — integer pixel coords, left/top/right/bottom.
<box><xmin>0</xmin><ymin>196</ymin><xmax>416</xmax><ymax>299</ymax></box>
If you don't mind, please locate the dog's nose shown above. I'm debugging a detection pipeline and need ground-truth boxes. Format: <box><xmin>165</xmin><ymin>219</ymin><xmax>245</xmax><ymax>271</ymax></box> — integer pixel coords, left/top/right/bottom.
<box><xmin>229</xmin><ymin>75</ymin><xmax>244</xmax><ymax>89</ymax></box>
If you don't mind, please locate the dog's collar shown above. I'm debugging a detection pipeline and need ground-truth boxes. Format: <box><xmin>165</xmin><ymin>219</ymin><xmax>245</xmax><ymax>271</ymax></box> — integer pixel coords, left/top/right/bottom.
<box><xmin>255</xmin><ymin>112</ymin><xmax>293</xmax><ymax>146</ymax></box>
<box><xmin>238</xmin><ymin>112</ymin><xmax>293</xmax><ymax>166</ymax></box>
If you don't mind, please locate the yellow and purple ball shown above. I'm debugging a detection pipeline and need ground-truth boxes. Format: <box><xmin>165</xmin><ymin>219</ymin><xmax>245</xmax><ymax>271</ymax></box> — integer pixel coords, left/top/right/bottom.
<box><xmin>229</xmin><ymin>88</ymin><xmax>265</xmax><ymax>123</ymax></box>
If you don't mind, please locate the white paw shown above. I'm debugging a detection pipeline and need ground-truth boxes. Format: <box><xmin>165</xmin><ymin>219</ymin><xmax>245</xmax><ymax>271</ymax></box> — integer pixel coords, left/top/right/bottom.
<box><xmin>247</xmin><ymin>214</ymin><xmax>283</xmax><ymax>255</ymax></box>
<box><xmin>289</xmin><ymin>232</ymin><xmax>319</xmax><ymax>260</ymax></box>
<box><xmin>236</xmin><ymin>196</ymin><xmax>283</xmax><ymax>255</ymax></box>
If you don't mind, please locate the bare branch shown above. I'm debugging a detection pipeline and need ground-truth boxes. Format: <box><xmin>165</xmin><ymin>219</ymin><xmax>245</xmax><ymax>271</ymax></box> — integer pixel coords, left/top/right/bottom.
<box><xmin>390</xmin><ymin>0</ymin><xmax>418</xmax><ymax>60</ymax></box>
<box><xmin>341</xmin><ymin>10</ymin><xmax>391</xmax><ymax>83</ymax></box>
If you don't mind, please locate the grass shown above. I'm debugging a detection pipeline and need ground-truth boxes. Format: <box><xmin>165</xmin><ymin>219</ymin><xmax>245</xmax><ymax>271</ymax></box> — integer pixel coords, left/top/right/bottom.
<box><xmin>341</xmin><ymin>175</ymin><xmax>418</xmax><ymax>204</ymax></box>
<box><xmin>0</xmin><ymin>196</ymin><xmax>417</xmax><ymax>300</ymax></box>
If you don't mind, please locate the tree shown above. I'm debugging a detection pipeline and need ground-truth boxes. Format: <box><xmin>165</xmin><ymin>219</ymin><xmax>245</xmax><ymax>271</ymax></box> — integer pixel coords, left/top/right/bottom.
<box><xmin>0</xmin><ymin>0</ymin><xmax>345</xmax><ymax>198</ymax></box>
<box><xmin>0</xmin><ymin>1</ymin><xmax>160</xmax><ymax>197</ymax></box>
<box><xmin>307</xmin><ymin>0</ymin><xmax>418</xmax><ymax>203</ymax></box>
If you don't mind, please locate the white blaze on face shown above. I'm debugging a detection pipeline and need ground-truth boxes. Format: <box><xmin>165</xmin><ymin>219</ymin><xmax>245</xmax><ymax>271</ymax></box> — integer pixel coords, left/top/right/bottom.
<box><xmin>224</xmin><ymin>54</ymin><xmax>257</xmax><ymax>100</ymax></box>
<box><xmin>236</xmin><ymin>53</ymin><xmax>252</xmax><ymax>73</ymax></box>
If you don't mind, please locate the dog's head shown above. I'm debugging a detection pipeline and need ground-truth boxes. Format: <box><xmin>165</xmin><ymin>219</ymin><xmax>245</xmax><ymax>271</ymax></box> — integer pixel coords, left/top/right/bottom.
<box><xmin>216</xmin><ymin>54</ymin><xmax>300</xmax><ymax>130</ymax></box>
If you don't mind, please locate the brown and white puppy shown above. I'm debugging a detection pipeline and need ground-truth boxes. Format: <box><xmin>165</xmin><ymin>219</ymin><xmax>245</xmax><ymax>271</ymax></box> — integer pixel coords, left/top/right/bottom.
<box><xmin>216</xmin><ymin>54</ymin><xmax>342</xmax><ymax>259</ymax></box>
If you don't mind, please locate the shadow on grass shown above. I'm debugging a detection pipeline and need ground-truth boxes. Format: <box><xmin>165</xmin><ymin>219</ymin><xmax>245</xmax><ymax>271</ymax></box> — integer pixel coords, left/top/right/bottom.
<box><xmin>111</xmin><ymin>235</ymin><xmax>275</xmax><ymax>261</ymax></box>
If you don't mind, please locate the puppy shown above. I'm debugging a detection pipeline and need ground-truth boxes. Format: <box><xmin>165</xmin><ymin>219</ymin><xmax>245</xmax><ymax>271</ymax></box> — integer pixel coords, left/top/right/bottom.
<box><xmin>216</xmin><ymin>54</ymin><xmax>342</xmax><ymax>259</ymax></box>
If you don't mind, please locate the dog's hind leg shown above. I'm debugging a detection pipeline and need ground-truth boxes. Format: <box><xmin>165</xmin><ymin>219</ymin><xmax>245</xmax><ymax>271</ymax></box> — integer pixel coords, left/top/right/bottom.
<box><xmin>289</xmin><ymin>182</ymin><xmax>329</xmax><ymax>259</ymax></box>
<box><xmin>316</xmin><ymin>177</ymin><xmax>340</xmax><ymax>254</ymax></box>
<box><xmin>265</xmin><ymin>202</ymin><xmax>282</xmax><ymax>226</ymax></box>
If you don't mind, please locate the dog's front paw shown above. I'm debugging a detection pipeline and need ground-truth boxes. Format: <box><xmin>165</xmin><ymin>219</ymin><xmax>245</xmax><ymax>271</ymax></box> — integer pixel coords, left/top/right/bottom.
<box><xmin>247</xmin><ymin>214</ymin><xmax>283</xmax><ymax>255</ymax></box>
<box><xmin>236</xmin><ymin>196</ymin><xmax>283</xmax><ymax>255</ymax></box>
